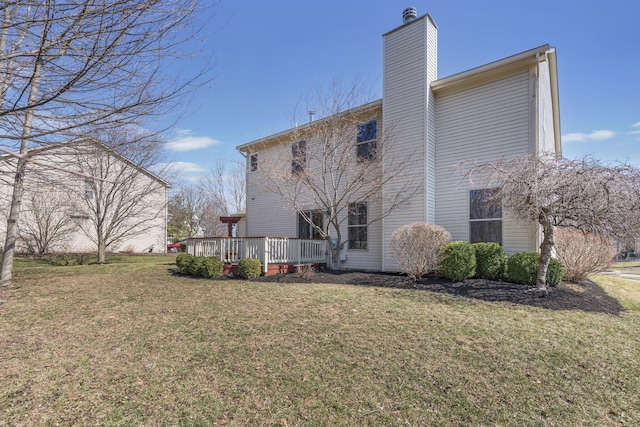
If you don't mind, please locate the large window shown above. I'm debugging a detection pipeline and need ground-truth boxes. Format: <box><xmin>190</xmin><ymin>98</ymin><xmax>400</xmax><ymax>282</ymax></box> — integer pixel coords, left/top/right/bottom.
<box><xmin>291</xmin><ymin>140</ymin><xmax>307</xmax><ymax>175</ymax></box>
<box><xmin>469</xmin><ymin>188</ymin><xmax>502</xmax><ymax>244</ymax></box>
<box><xmin>357</xmin><ymin>120</ymin><xmax>377</xmax><ymax>161</ymax></box>
<box><xmin>348</xmin><ymin>202</ymin><xmax>368</xmax><ymax>249</ymax></box>
<box><xmin>250</xmin><ymin>153</ymin><xmax>258</xmax><ymax>172</ymax></box>
<box><xmin>298</xmin><ymin>210</ymin><xmax>323</xmax><ymax>239</ymax></box>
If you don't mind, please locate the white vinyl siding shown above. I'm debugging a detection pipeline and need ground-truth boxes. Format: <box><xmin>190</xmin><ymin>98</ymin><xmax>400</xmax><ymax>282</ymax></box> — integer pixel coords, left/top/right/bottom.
<box><xmin>243</xmin><ymin>113</ymin><xmax>384</xmax><ymax>271</ymax></box>
<box><xmin>381</xmin><ymin>16</ymin><xmax>437</xmax><ymax>271</ymax></box>
<box><xmin>537</xmin><ymin>60</ymin><xmax>557</xmax><ymax>156</ymax></box>
<box><xmin>245</xmin><ymin>143</ymin><xmax>297</xmax><ymax>238</ymax></box>
<box><xmin>435</xmin><ymin>70</ymin><xmax>537</xmax><ymax>254</ymax></box>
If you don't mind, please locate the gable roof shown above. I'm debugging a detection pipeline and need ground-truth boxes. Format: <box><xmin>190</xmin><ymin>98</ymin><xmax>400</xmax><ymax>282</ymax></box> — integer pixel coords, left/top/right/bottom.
<box><xmin>237</xmin><ymin>45</ymin><xmax>561</xmax><ymax>157</ymax></box>
<box><xmin>236</xmin><ymin>100</ymin><xmax>383</xmax><ymax>153</ymax></box>
<box><xmin>0</xmin><ymin>138</ymin><xmax>172</xmax><ymax>188</ymax></box>
<box><xmin>431</xmin><ymin>44</ymin><xmax>561</xmax><ymax>156</ymax></box>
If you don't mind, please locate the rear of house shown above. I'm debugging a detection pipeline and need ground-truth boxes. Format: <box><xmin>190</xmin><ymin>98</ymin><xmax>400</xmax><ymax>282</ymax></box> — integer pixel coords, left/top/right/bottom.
<box><xmin>238</xmin><ymin>8</ymin><xmax>561</xmax><ymax>272</ymax></box>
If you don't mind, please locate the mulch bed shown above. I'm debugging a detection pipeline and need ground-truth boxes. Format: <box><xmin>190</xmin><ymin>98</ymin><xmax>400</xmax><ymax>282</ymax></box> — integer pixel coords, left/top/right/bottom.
<box><xmin>252</xmin><ymin>271</ymin><xmax>625</xmax><ymax>316</ymax></box>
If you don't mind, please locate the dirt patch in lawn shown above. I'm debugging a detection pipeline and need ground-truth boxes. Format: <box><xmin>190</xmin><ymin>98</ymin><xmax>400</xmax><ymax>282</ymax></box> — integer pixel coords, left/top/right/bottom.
<box><xmin>252</xmin><ymin>271</ymin><xmax>625</xmax><ymax>315</ymax></box>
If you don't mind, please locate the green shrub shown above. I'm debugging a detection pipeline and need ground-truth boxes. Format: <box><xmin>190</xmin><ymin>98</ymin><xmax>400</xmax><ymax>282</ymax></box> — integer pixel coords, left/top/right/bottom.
<box><xmin>175</xmin><ymin>253</ymin><xmax>192</xmax><ymax>271</ymax></box>
<box><xmin>181</xmin><ymin>255</ymin><xmax>200</xmax><ymax>275</ymax></box>
<box><xmin>439</xmin><ymin>241</ymin><xmax>476</xmax><ymax>281</ymax></box>
<box><xmin>238</xmin><ymin>258</ymin><xmax>262</xmax><ymax>279</ymax></box>
<box><xmin>198</xmin><ymin>257</ymin><xmax>223</xmax><ymax>278</ymax></box>
<box><xmin>507</xmin><ymin>252</ymin><xmax>563</xmax><ymax>287</ymax></box>
<box><xmin>473</xmin><ymin>242</ymin><xmax>507</xmax><ymax>280</ymax></box>
<box><xmin>180</xmin><ymin>243</ymin><xmax>187</xmax><ymax>253</ymax></box>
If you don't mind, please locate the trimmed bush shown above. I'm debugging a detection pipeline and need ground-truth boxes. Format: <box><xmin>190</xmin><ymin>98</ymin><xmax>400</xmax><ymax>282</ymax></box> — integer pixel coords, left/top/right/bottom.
<box><xmin>473</xmin><ymin>242</ymin><xmax>507</xmax><ymax>280</ymax></box>
<box><xmin>507</xmin><ymin>252</ymin><xmax>563</xmax><ymax>287</ymax></box>
<box><xmin>198</xmin><ymin>256</ymin><xmax>223</xmax><ymax>278</ymax></box>
<box><xmin>238</xmin><ymin>258</ymin><xmax>262</xmax><ymax>279</ymax></box>
<box><xmin>175</xmin><ymin>253</ymin><xmax>193</xmax><ymax>272</ymax></box>
<box><xmin>439</xmin><ymin>241</ymin><xmax>476</xmax><ymax>281</ymax></box>
<box><xmin>390</xmin><ymin>222</ymin><xmax>450</xmax><ymax>280</ymax></box>
<box><xmin>184</xmin><ymin>255</ymin><xmax>203</xmax><ymax>276</ymax></box>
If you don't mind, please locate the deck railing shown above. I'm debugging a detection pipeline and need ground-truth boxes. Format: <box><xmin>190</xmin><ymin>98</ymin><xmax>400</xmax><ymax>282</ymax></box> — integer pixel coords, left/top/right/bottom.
<box><xmin>186</xmin><ymin>237</ymin><xmax>328</xmax><ymax>273</ymax></box>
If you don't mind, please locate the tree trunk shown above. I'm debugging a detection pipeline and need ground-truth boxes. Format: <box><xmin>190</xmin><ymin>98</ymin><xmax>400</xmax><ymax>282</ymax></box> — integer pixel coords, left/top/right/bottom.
<box><xmin>97</xmin><ymin>239</ymin><xmax>107</xmax><ymax>264</ymax></box>
<box><xmin>0</xmin><ymin>60</ymin><xmax>42</xmax><ymax>288</ymax></box>
<box><xmin>536</xmin><ymin>217</ymin><xmax>555</xmax><ymax>296</ymax></box>
<box><xmin>1</xmin><ymin>159</ymin><xmax>27</xmax><ymax>287</ymax></box>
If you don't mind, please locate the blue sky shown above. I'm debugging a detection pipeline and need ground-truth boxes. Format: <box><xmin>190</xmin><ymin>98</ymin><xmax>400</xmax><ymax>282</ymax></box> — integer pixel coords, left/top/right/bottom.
<box><xmin>161</xmin><ymin>0</ymin><xmax>640</xmax><ymax>181</ymax></box>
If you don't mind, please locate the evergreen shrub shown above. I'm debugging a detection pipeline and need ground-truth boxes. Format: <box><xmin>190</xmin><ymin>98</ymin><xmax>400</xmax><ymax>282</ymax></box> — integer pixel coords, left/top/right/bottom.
<box><xmin>198</xmin><ymin>256</ymin><xmax>223</xmax><ymax>278</ymax></box>
<box><xmin>472</xmin><ymin>242</ymin><xmax>507</xmax><ymax>280</ymax></box>
<box><xmin>176</xmin><ymin>254</ymin><xmax>195</xmax><ymax>274</ymax></box>
<box><xmin>440</xmin><ymin>241</ymin><xmax>476</xmax><ymax>281</ymax></box>
<box><xmin>238</xmin><ymin>258</ymin><xmax>262</xmax><ymax>279</ymax></box>
<box><xmin>507</xmin><ymin>252</ymin><xmax>563</xmax><ymax>287</ymax></box>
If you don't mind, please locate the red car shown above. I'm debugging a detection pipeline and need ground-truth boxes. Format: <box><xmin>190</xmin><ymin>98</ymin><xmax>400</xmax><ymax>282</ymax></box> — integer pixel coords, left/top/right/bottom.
<box><xmin>167</xmin><ymin>242</ymin><xmax>182</xmax><ymax>252</ymax></box>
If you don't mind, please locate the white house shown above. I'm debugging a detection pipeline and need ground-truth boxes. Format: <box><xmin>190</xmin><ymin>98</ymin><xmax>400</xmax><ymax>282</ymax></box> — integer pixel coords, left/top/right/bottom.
<box><xmin>0</xmin><ymin>139</ymin><xmax>170</xmax><ymax>254</ymax></box>
<box><xmin>237</xmin><ymin>9</ymin><xmax>561</xmax><ymax>272</ymax></box>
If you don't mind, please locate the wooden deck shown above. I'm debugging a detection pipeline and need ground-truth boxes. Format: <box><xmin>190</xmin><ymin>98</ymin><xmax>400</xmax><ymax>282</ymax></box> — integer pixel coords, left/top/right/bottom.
<box><xmin>187</xmin><ymin>237</ymin><xmax>328</xmax><ymax>275</ymax></box>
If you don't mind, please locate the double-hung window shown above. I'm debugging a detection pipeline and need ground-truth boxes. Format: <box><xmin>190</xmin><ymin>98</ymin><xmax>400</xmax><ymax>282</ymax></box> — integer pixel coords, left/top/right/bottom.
<box><xmin>84</xmin><ymin>180</ymin><xmax>94</xmax><ymax>200</ymax></box>
<box><xmin>250</xmin><ymin>153</ymin><xmax>258</xmax><ymax>171</ymax></box>
<box><xmin>357</xmin><ymin>120</ymin><xmax>377</xmax><ymax>161</ymax></box>
<box><xmin>291</xmin><ymin>140</ymin><xmax>306</xmax><ymax>175</ymax></box>
<box><xmin>348</xmin><ymin>202</ymin><xmax>368</xmax><ymax>249</ymax></box>
<box><xmin>469</xmin><ymin>188</ymin><xmax>502</xmax><ymax>245</ymax></box>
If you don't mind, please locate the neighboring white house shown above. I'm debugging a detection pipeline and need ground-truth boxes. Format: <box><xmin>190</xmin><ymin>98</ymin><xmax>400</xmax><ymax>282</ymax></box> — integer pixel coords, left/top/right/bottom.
<box><xmin>237</xmin><ymin>9</ymin><xmax>561</xmax><ymax>272</ymax></box>
<box><xmin>0</xmin><ymin>139</ymin><xmax>170</xmax><ymax>254</ymax></box>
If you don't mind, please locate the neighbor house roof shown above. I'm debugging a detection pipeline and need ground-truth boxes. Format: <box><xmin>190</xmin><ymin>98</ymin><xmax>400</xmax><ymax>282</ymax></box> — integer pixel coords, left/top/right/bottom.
<box><xmin>0</xmin><ymin>138</ymin><xmax>172</xmax><ymax>188</ymax></box>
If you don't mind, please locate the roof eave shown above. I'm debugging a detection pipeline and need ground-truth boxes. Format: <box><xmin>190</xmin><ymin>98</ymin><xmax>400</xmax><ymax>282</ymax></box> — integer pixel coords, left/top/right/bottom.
<box><xmin>431</xmin><ymin>44</ymin><xmax>552</xmax><ymax>93</ymax></box>
<box><xmin>236</xmin><ymin>99</ymin><xmax>383</xmax><ymax>153</ymax></box>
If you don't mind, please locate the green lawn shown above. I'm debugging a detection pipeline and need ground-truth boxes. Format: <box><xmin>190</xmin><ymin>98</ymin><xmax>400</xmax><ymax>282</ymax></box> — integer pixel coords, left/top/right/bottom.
<box><xmin>1</xmin><ymin>256</ymin><xmax>639</xmax><ymax>426</ymax></box>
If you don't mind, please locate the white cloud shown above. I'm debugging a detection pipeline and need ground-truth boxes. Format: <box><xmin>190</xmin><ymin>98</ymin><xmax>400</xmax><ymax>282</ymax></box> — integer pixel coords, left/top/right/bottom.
<box><xmin>165</xmin><ymin>129</ymin><xmax>220</xmax><ymax>152</ymax></box>
<box><xmin>152</xmin><ymin>161</ymin><xmax>205</xmax><ymax>175</ymax></box>
<box><xmin>562</xmin><ymin>129</ymin><xmax>616</xmax><ymax>143</ymax></box>
<box><xmin>633</xmin><ymin>122</ymin><xmax>640</xmax><ymax>128</ymax></box>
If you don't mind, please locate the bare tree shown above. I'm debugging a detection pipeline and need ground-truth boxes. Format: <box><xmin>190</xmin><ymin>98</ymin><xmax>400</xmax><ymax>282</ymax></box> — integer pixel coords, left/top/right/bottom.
<box><xmin>18</xmin><ymin>190</ymin><xmax>78</xmax><ymax>253</ymax></box>
<box><xmin>68</xmin><ymin>133</ymin><xmax>170</xmax><ymax>263</ymax></box>
<box><xmin>168</xmin><ymin>161</ymin><xmax>246</xmax><ymax>240</ymax></box>
<box><xmin>168</xmin><ymin>183</ymin><xmax>206</xmax><ymax>241</ymax></box>
<box><xmin>0</xmin><ymin>0</ymin><xmax>212</xmax><ymax>286</ymax></box>
<box><xmin>464</xmin><ymin>155</ymin><xmax>640</xmax><ymax>294</ymax></box>
<box><xmin>255</xmin><ymin>81</ymin><xmax>421</xmax><ymax>269</ymax></box>
<box><xmin>198</xmin><ymin>160</ymin><xmax>246</xmax><ymax>216</ymax></box>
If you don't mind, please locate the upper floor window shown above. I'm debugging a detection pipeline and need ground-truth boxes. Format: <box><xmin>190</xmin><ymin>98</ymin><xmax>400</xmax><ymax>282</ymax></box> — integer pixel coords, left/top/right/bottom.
<box><xmin>84</xmin><ymin>180</ymin><xmax>94</xmax><ymax>200</ymax></box>
<box><xmin>291</xmin><ymin>140</ymin><xmax>307</xmax><ymax>175</ymax></box>
<box><xmin>250</xmin><ymin>153</ymin><xmax>258</xmax><ymax>172</ymax></box>
<box><xmin>469</xmin><ymin>188</ymin><xmax>502</xmax><ymax>245</ymax></box>
<box><xmin>357</xmin><ymin>120</ymin><xmax>377</xmax><ymax>161</ymax></box>
<box><xmin>348</xmin><ymin>202</ymin><xmax>368</xmax><ymax>249</ymax></box>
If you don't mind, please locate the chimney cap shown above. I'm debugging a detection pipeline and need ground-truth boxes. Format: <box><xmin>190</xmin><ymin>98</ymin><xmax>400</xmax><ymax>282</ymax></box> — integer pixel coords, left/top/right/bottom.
<box><xmin>403</xmin><ymin>7</ymin><xmax>417</xmax><ymax>23</ymax></box>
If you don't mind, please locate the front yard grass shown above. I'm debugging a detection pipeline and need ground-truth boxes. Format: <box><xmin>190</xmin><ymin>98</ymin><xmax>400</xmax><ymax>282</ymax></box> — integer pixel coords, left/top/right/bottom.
<box><xmin>1</xmin><ymin>256</ymin><xmax>639</xmax><ymax>426</ymax></box>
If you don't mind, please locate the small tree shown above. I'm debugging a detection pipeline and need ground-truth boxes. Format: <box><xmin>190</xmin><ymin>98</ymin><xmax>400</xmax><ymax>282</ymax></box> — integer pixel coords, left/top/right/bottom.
<box><xmin>17</xmin><ymin>191</ymin><xmax>78</xmax><ymax>254</ymax></box>
<box><xmin>390</xmin><ymin>222</ymin><xmax>450</xmax><ymax>280</ymax></box>
<box><xmin>255</xmin><ymin>80</ymin><xmax>422</xmax><ymax>269</ymax></box>
<box><xmin>555</xmin><ymin>228</ymin><xmax>614</xmax><ymax>282</ymax></box>
<box><xmin>464</xmin><ymin>155</ymin><xmax>640</xmax><ymax>294</ymax></box>
<box><xmin>71</xmin><ymin>133</ymin><xmax>170</xmax><ymax>263</ymax></box>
